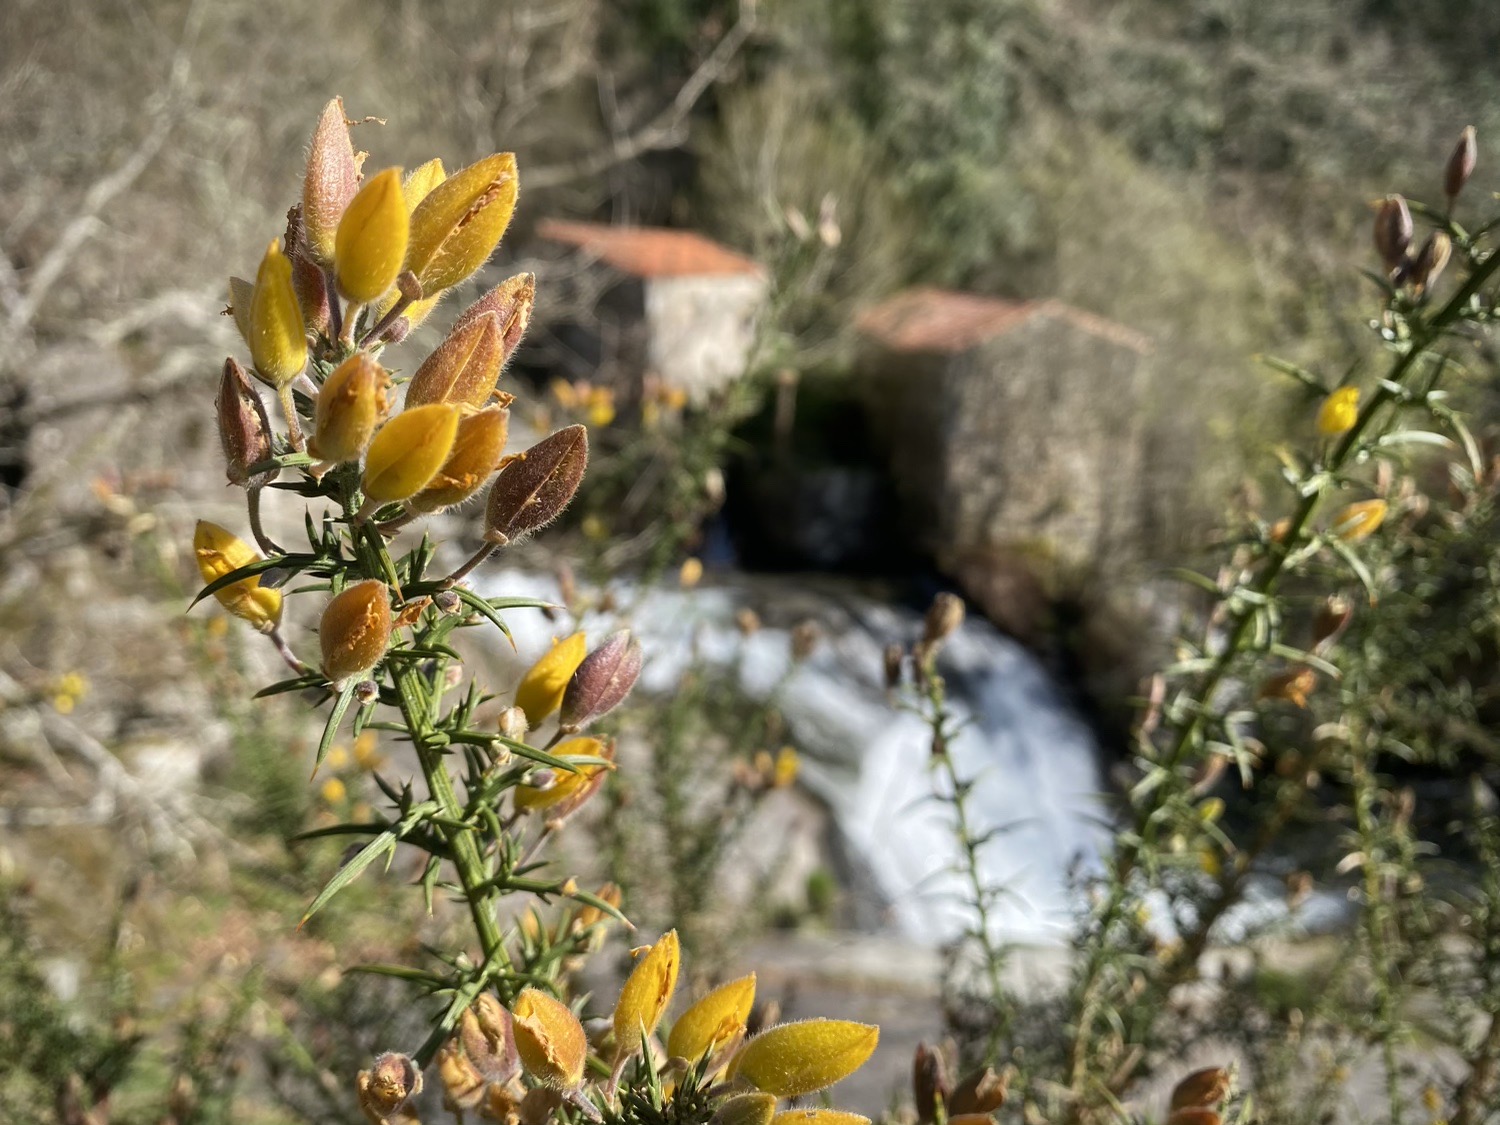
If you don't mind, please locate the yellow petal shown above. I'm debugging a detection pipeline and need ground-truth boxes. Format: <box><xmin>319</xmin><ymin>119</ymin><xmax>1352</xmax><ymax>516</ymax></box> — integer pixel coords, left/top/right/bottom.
<box><xmin>409</xmin><ymin>406</ymin><xmax>509</xmax><ymax>512</ymax></box>
<box><xmin>731</xmin><ymin>1019</ymin><xmax>879</xmax><ymax>1098</ymax></box>
<box><xmin>511</xmin><ymin>988</ymin><xmax>586</xmax><ymax>1089</ymax></box>
<box><xmin>403</xmin><ymin>158</ymin><xmax>448</xmax><ymax>213</ymax></box>
<box><xmin>1330</xmin><ymin>498</ymin><xmax>1387</xmax><ymax>543</ymax></box>
<box><xmin>771</xmin><ymin>1112</ymin><xmax>871</xmax><ymax>1125</ymax></box>
<box><xmin>515</xmin><ymin>632</ymin><xmax>588</xmax><ymax>726</ymax></box>
<box><xmin>361</xmin><ymin>403</ymin><xmax>461</xmax><ymax>504</ymax></box>
<box><xmin>667</xmin><ymin>973</ymin><xmax>756</xmax><ymax>1062</ymax></box>
<box><xmin>336</xmin><ymin>167</ymin><xmax>409</xmax><ymax>304</ymax></box>
<box><xmin>613</xmin><ymin>929</ymin><xmax>680</xmax><ymax>1058</ymax></box>
<box><xmin>512</xmin><ymin>738</ymin><xmax>609</xmax><ymax>814</ymax></box>
<box><xmin>1316</xmin><ymin>386</ymin><xmax>1359</xmax><ymax>437</ymax></box>
<box><xmin>193</xmin><ymin>520</ymin><xmax>282</xmax><ymax>632</ymax></box>
<box><xmin>406</xmin><ymin>153</ymin><xmax>518</xmax><ymax>295</ymax></box>
<box><xmin>249</xmin><ymin>240</ymin><xmax>307</xmax><ymax>388</ymax></box>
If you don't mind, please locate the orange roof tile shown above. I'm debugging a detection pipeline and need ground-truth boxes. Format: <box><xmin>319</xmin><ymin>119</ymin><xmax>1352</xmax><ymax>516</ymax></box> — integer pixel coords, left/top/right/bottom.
<box><xmin>858</xmin><ymin>287</ymin><xmax>1150</xmax><ymax>356</ymax></box>
<box><xmin>537</xmin><ymin>219</ymin><xmax>764</xmax><ymax>279</ymax></box>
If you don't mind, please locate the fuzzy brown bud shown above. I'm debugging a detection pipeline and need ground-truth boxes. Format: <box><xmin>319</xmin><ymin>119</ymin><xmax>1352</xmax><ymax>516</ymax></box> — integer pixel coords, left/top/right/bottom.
<box><xmin>1373</xmin><ymin>194</ymin><xmax>1413</xmax><ymax>273</ymax></box>
<box><xmin>1407</xmin><ymin>230</ymin><xmax>1452</xmax><ymax>294</ymax></box>
<box><xmin>303</xmin><ymin>98</ymin><xmax>360</xmax><ymax>267</ymax></box>
<box><xmin>321</xmin><ymin>580</ymin><xmax>393</xmax><ymax>685</ymax></box>
<box><xmin>1311</xmin><ymin>595</ymin><xmax>1353</xmax><ymax>651</ymax></box>
<box><xmin>460</xmin><ymin>993</ymin><xmax>521</xmax><ymax>1084</ymax></box>
<box><xmin>404</xmin><ymin>313</ymin><xmax>508</xmax><ymax>411</ymax></box>
<box><xmin>923</xmin><ymin>592</ymin><xmax>965</xmax><ymax>646</ymax></box>
<box><xmin>357</xmin><ymin>1051</ymin><xmax>422</xmax><ymax>1123</ymax></box>
<box><xmin>1170</xmin><ymin>1067</ymin><xmax>1230</xmax><ymax>1111</ymax></box>
<box><xmin>484</xmin><ymin>425</ymin><xmax>588</xmax><ymax>546</ymax></box>
<box><xmin>1445</xmin><ymin>126</ymin><xmax>1477</xmax><ymax>204</ymax></box>
<box><xmin>559</xmin><ymin>631</ymin><xmax>643</xmax><ymax>732</ymax></box>
<box><xmin>913</xmin><ymin>1042</ymin><xmax>950</xmax><ymax>1124</ymax></box>
<box><xmin>217</xmin><ymin>358</ymin><xmax>274</xmax><ymax>487</ymax></box>
<box><xmin>949</xmin><ymin>1066</ymin><xmax>1008</xmax><ymax>1116</ymax></box>
<box><xmin>453</xmin><ymin>273</ymin><xmax>537</xmax><ymax>363</ymax></box>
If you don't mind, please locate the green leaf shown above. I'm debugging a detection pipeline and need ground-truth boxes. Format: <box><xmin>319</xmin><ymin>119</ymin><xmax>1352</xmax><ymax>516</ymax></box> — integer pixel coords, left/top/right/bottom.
<box><xmin>253</xmin><ymin>675</ymin><xmax>323</xmax><ymax>699</ymax></box>
<box><xmin>298</xmin><ymin>827</ymin><xmax>399</xmax><ymax>927</ymax></box>
<box><xmin>346</xmin><ymin>964</ymin><xmax>449</xmax><ymax>988</ymax></box>
<box><xmin>450</xmin><ymin>588</ymin><xmax>516</xmax><ymax>649</ymax></box>
<box><xmin>1327</xmin><ymin>536</ymin><xmax>1377</xmax><ymax>600</ymax></box>
<box><xmin>1257</xmin><ymin>354</ymin><xmax>1330</xmax><ymax>393</ymax></box>
<box><xmin>190</xmin><ymin>553</ymin><xmax>328</xmax><ymax>608</ymax></box>
<box><xmin>313</xmin><ymin>680</ymin><xmax>358</xmax><ymax>776</ymax></box>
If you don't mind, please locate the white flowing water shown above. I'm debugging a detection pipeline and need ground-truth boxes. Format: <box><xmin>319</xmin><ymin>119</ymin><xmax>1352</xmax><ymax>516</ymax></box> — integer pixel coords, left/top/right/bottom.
<box><xmin>480</xmin><ymin>569</ymin><xmax>1109</xmax><ymax>946</ymax></box>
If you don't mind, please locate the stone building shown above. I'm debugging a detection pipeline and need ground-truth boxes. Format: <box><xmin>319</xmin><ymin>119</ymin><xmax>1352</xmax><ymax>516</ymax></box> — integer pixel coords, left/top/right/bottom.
<box><xmin>535</xmin><ymin>220</ymin><xmax>767</xmax><ymax>405</ymax></box>
<box><xmin>857</xmin><ymin>287</ymin><xmax>1151</xmax><ymax>636</ymax></box>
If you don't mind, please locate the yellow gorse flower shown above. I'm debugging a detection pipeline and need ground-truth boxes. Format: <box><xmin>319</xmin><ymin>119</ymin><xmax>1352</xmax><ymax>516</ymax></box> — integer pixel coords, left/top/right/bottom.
<box><xmin>248</xmin><ymin>239</ymin><xmax>307</xmax><ymax>389</ymax></box>
<box><xmin>771</xmin><ymin>1112</ymin><xmax>871</xmax><ymax>1125</ymax></box>
<box><xmin>731</xmin><ymin>1019</ymin><xmax>879</xmax><ymax>1098</ymax></box>
<box><xmin>361</xmin><ymin>403</ymin><xmax>461</xmax><ymax>504</ymax></box>
<box><xmin>667</xmin><ymin>973</ymin><xmax>756</xmax><ymax>1062</ymax></box>
<box><xmin>612</xmin><ymin>929</ymin><xmax>680</xmax><ymax>1059</ymax></box>
<box><xmin>335</xmin><ymin>167</ymin><xmax>409</xmax><ymax>305</ymax></box>
<box><xmin>511</xmin><ymin>987</ymin><xmax>586</xmax><ymax>1089</ymax></box>
<box><xmin>409</xmin><ymin>406</ymin><xmax>509</xmax><ymax>513</ymax></box>
<box><xmin>1317</xmin><ymin>386</ymin><xmax>1359</xmax><ymax>437</ymax></box>
<box><xmin>512</xmin><ymin>738</ymin><xmax>610</xmax><ymax>814</ymax></box>
<box><xmin>515</xmin><ymin>632</ymin><xmax>588</xmax><ymax>727</ymax></box>
<box><xmin>406</xmin><ymin>152</ymin><xmax>519</xmax><ymax>295</ymax></box>
<box><xmin>194</xmin><ymin>520</ymin><xmax>282</xmax><ymax>632</ymax></box>
<box><xmin>1331</xmin><ymin>498</ymin><xmax>1388</xmax><ymax>542</ymax></box>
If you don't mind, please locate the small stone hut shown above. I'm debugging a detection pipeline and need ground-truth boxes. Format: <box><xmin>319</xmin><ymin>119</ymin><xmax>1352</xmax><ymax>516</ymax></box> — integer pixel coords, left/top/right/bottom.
<box><xmin>536</xmin><ymin>219</ymin><xmax>767</xmax><ymax>406</ymax></box>
<box><xmin>857</xmin><ymin>288</ymin><xmax>1152</xmax><ymax>633</ymax></box>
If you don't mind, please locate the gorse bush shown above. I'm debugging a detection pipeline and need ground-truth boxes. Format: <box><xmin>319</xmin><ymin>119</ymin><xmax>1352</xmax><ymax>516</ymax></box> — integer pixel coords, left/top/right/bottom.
<box><xmin>191</xmin><ymin>99</ymin><xmax>878</xmax><ymax>1125</ymax></box>
<box><xmin>896</xmin><ymin>127</ymin><xmax>1500</xmax><ymax>1124</ymax></box>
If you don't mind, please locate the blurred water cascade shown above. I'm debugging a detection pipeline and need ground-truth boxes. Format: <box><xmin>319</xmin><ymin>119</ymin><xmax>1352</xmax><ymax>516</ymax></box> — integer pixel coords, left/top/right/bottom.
<box><xmin>480</xmin><ymin>568</ymin><xmax>1108</xmax><ymax>946</ymax></box>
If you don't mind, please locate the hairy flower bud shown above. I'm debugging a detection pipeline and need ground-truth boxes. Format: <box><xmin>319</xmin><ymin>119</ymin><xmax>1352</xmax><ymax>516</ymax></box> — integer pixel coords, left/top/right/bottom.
<box><xmin>711</xmin><ymin>1094</ymin><xmax>778</xmax><ymax>1125</ymax></box>
<box><xmin>772</xmin><ymin>1113</ymin><xmax>870</xmax><ymax>1125</ymax></box>
<box><xmin>613</xmin><ymin>929</ymin><xmax>680</xmax><ymax>1059</ymax></box>
<box><xmin>460</xmin><ymin>993</ymin><xmax>520</xmax><ymax>1084</ymax></box>
<box><xmin>1373</xmin><ymin>194</ymin><xmax>1413</xmax><ymax>273</ymax></box>
<box><xmin>404</xmin><ymin>314</ymin><xmax>507</xmax><ymax>411</ymax></box>
<box><xmin>310</xmin><ymin>354</ymin><xmax>392</xmax><ymax>465</ymax></box>
<box><xmin>498</xmin><ymin>705</ymin><xmax>529</xmax><ymax>741</ymax></box>
<box><xmin>409</xmin><ymin>406</ymin><xmax>510</xmax><ymax>512</ymax></box>
<box><xmin>288</xmin><ymin>225</ymin><xmax>332</xmax><ymax>337</ymax></box>
<box><xmin>668</xmin><ymin>973</ymin><xmax>756</xmax><ymax>1063</ymax></box>
<box><xmin>484</xmin><ymin>425</ymin><xmax>588</xmax><ymax>547</ymax></box>
<box><xmin>511</xmin><ymin>988</ymin><xmax>586</xmax><ymax>1089</ymax></box>
<box><xmin>320</xmin><ymin>580</ymin><xmax>392</xmax><ymax>684</ymax></box>
<box><xmin>1165</xmin><ymin>1111</ymin><xmax>1221</xmax><ymax>1125</ymax></box>
<box><xmin>559</xmin><ymin>631</ymin><xmax>643</xmax><ymax>732</ymax></box>
<box><xmin>362</xmin><ymin>403</ymin><xmax>461</xmax><ymax>504</ymax></box>
<box><xmin>1330</xmin><ymin>498</ymin><xmax>1387</xmax><ymax>542</ymax></box>
<box><xmin>302</xmin><ymin>98</ymin><xmax>360</xmax><ymax>267</ymax></box>
<box><xmin>1445</xmin><ymin>125</ymin><xmax>1477</xmax><ymax>204</ymax></box>
<box><xmin>436</xmin><ymin>1039</ymin><xmax>485</xmax><ymax>1113</ymax></box>
<box><xmin>912</xmin><ymin>1042</ymin><xmax>949</xmax><ymax>1123</ymax></box>
<box><xmin>1408</xmin><ymin>230</ymin><xmax>1452</xmax><ymax>294</ymax></box>
<box><xmin>336</xmin><ymin>167</ymin><xmax>409</xmax><ymax>305</ymax></box>
<box><xmin>194</xmin><ymin>520</ymin><xmax>281</xmax><ymax>632</ymax></box>
<box><xmin>731</xmin><ymin>1019</ymin><xmax>879</xmax><ymax>1098</ymax></box>
<box><xmin>1316</xmin><ymin>386</ymin><xmax>1359</xmax><ymax>437</ymax></box>
<box><xmin>515</xmin><ymin>632</ymin><xmax>588</xmax><ymax>727</ymax></box>
<box><xmin>1170</xmin><ymin>1066</ymin><xmax>1231</xmax><ymax>1111</ymax></box>
<box><xmin>452</xmin><ymin>272</ymin><xmax>537</xmax><ymax>363</ymax></box>
<box><xmin>249</xmin><ymin>239</ymin><xmax>307</xmax><ymax>389</ymax></box>
<box><xmin>216</xmin><ymin>358</ymin><xmax>274</xmax><ymax>487</ymax></box>
<box><xmin>948</xmin><ymin>1066</ymin><xmax>1009</xmax><ymax>1115</ymax></box>
<box><xmin>922</xmin><ymin>592</ymin><xmax>965</xmax><ymax>646</ymax></box>
<box><xmin>406</xmin><ymin>153</ymin><xmax>519</xmax><ymax>295</ymax></box>
<box><xmin>357</xmin><ymin>1052</ymin><xmax>422</xmax><ymax>1123</ymax></box>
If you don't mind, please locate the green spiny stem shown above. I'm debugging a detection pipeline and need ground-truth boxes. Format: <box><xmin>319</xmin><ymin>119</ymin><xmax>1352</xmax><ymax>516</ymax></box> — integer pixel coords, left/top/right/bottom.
<box><xmin>1063</xmin><ymin>245</ymin><xmax>1500</xmax><ymax>1114</ymax></box>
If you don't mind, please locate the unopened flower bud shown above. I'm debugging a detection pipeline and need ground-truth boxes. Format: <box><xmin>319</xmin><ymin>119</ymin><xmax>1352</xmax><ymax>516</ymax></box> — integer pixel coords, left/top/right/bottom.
<box><xmin>1407</xmin><ymin>230</ymin><xmax>1452</xmax><ymax>294</ymax></box>
<box><xmin>452</xmin><ymin>272</ymin><xmax>536</xmax><ymax>363</ymax></box>
<box><xmin>406</xmin><ymin>153</ymin><xmax>519</xmax><ymax>295</ymax></box>
<box><xmin>288</xmin><ymin>224</ymin><xmax>332</xmax><ymax>337</ymax></box>
<box><xmin>773</xmin><ymin>1113</ymin><xmax>869</xmax><ymax>1125</ymax></box>
<box><xmin>320</xmin><ymin>580</ymin><xmax>392</xmax><ymax>685</ymax></box>
<box><xmin>1373</xmin><ymin>195</ymin><xmax>1413</xmax><ymax>273</ymax></box>
<box><xmin>302</xmin><ymin>98</ymin><xmax>360</xmax><ymax>267</ymax></box>
<box><xmin>912</xmin><ymin>1042</ymin><xmax>949</xmax><ymax>1124</ymax></box>
<box><xmin>362</xmin><ymin>403</ymin><xmax>461</xmax><ymax>505</ymax></box>
<box><xmin>1165</xmin><ymin>1111</ymin><xmax>1220</xmax><ymax>1125</ymax></box>
<box><xmin>437</xmin><ymin>1038</ymin><xmax>485</xmax><ymax>1112</ymax></box>
<box><xmin>1330</xmin><ymin>498</ymin><xmax>1387</xmax><ymax>542</ymax></box>
<box><xmin>1312</xmin><ymin>595</ymin><xmax>1353</xmax><ymax>650</ymax></box>
<box><xmin>1445</xmin><ymin>125</ymin><xmax>1477</xmax><ymax>204</ymax></box>
<box><xmin>711</xmin><ymin>1094</ymin><xmax>778</xmax><ymax>1125</ymax></box>
<box><xmin>923</xmin><ymin>592</ymin><xmax>965</xmax><ymax>646</ymax></box>
<box><xmin>949</xmin><ymin>1066</ymin><xmax>1009</xmax><ymax>1116</ymax></box>
<box><xmin>356</xmin><ymin>1051</ymin><xmax>423</xmax><ymax>1122</ymax></box>
<box><xmin>1170</xmin><ymin>1066</ymin><xmax>1231</xmax><ymax>1111</ymax></box>
<box><xmin>310</xmin><ymin>354</ymin><xmax>392</xmax><ymax>464</ymax></box>
<box><xmin>216</xmin><ymin>357</ymin><xmax>274</xmax><ymax>487</ymax></box>
<box><xmin>249</xmin><ymin>239</ymin><xmax>307</xmax><ymax>389</ymax></box>
<box><xmin>460</xmin><ymin>993</ymin><xmax>520</xmax><ymax>1084</ymax></box>
<box><xmin>434</xmin><ymin>590</ymin><xmax>462</xmax><ymax>615</ymax></box>
<box><xmin>731</xmin><ymin>1019</ymin><xmax>879</xmax><ymax>1098</ymax></box>
<box><xmin>510</xmin><ymin>987</ymin><xmax>587</xmax><ymax>1089</ymax></box>
<box><xmin>1316</xmin><ymin>386</ymin><xmax>1359</xmax><ymax>437</ymax></box>
<box><xmin>194</xmin><ymin>520</ymin><xmax>281</xmax><ymax>632</ymax></box>
<box><xmin>498</xmin><ymin>705</ymin><xmax>529</xmax><ymax>741</ymax></box>
<box><xmin>516</xmin><ymin>633</ymin><xmax>587</xmax><ymax>726</ymax></box>
<box><xmin>559</xmin><ymin>631</ymin><xmax>643</xmax><ymax>732</ymax></box>
<box><xmin>612</xmin><ymin>929</ymin><xmax>680</xmax><ymax>1059</ymax></box>
<box><xmin>404</xmin><ymin>313</ymin><xmax>507</xmax><ymax>411</ymax></box>
<box><xmin>483</xmin><ymin>425</ymin><xmax>588</xmax><ymax>547</ymax></box>
<box><xmin>409</xmin><ymin>406</ymin><xmax>510</xmax><ymax>512</ymax></box>
<box><xmin>336</xmin><ymin>167</ymin><xmax>409</xmax><ymax>305</ymax></box>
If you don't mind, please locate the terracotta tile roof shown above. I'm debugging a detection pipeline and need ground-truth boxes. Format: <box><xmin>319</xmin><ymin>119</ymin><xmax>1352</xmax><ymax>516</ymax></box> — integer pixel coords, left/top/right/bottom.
<box><xmin>858</xmin><ymin>287</ymin><xmax>1150</xmax><ymax>356</ymax></box>
<box><xmin>537</xmin><ymin>219</ymin><xmax>765</xmax><ymax>279</ymax></box>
